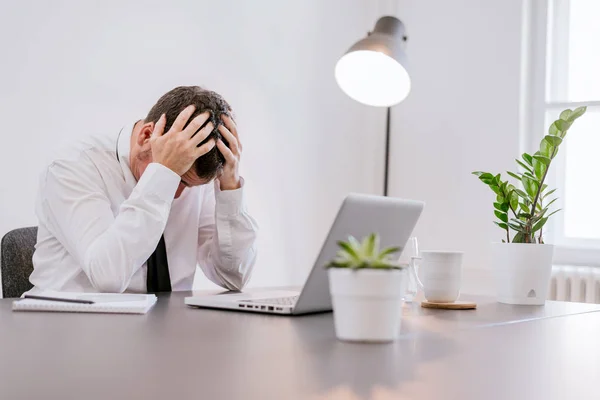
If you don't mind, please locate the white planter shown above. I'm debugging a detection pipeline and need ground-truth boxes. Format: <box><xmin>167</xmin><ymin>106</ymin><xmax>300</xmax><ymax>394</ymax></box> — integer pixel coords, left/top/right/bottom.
<box><xmin>491</xmin><ymin>243</ymin><xmax>554</xmax><ymax>305</ymax></box>
<box><xmin>328</xmin><ymin>268</ymin><xmax>406</xmax><ymax>342</ymax></box>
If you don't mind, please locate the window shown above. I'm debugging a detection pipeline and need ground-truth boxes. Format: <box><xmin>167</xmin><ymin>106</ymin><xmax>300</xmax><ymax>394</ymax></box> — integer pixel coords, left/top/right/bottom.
<box><xmin>531</xmin><ymin>0</ymin><xmax>600</xmax><ymax>265</ymax></box>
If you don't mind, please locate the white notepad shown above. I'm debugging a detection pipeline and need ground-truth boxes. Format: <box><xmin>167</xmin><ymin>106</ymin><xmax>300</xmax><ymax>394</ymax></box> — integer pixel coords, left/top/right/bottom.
<box><xmin>12</xmin><ymin>291</ymin><xmax>157</xmax><ymax>314</ymax></box>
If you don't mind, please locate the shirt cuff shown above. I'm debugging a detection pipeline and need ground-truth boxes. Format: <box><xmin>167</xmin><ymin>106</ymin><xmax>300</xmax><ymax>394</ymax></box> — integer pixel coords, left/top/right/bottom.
<box><xmin>136</xmin><ymin>162</ymin><xmax>180</xmax><ymax>202</ymax></box>
<box><xmin>215</xmin><ymin>177</ymin><xmax>246</xmax><ymax>216</ymax></box>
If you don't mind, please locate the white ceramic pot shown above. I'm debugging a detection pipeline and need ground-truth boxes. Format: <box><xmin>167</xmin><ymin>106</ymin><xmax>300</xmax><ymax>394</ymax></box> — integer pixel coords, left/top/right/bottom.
<box><xmin>491</xmin><ymin>243</ymin><xmax>554</xmax><ymax>305</ymax></box>
<box><xmin>328</xmin><ymin>268</ymin><xmax>406</xmax><ymax>342</ymax></box>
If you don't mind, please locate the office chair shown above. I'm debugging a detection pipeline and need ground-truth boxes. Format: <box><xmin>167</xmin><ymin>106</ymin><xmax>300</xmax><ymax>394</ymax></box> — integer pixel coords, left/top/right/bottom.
<box><xmin>1</xmin><ymin>227</ymin><xmax>37</xmax><ymax>298</ymax></box>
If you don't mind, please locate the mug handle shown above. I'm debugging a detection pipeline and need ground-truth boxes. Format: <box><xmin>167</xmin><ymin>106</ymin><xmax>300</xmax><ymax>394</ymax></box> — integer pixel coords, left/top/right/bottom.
<box><xmin>409</xmin><ymin>256</ymin><xmax>425</xmax><ymax>291</ymax></box>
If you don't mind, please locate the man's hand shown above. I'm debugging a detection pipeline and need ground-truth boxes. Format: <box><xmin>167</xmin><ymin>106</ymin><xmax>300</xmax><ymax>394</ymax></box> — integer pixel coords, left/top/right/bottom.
<box><xmin>150</xmin><ymin>105</ymin><xmax>216</xmax><ymax>176</ymax></box>
<box><xmin>217</xmin><ymin>115</ymin><xmax>242</xmax><ymax>190</ymax></box>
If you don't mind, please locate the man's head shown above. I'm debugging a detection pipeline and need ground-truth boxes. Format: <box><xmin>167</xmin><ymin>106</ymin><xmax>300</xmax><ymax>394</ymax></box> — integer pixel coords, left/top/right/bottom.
<box><xmin>130</xmin><ymin>86</ymin><xmax>233</xmax><ymax>197</ymax></box>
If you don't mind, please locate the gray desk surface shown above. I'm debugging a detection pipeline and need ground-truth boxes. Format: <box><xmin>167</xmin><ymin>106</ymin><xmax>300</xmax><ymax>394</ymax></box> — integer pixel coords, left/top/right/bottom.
<box><xmin>1</xmin><ymin>290</ymin><xmax>600</xmax><ymax>400</ymax></box>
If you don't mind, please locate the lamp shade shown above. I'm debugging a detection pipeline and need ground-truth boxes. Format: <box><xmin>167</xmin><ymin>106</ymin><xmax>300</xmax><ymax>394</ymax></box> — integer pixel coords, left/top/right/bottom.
<box><xmin>335</xmin><ymin>16</ymin><xmax>411</xmax><ymax>107</ymax></box>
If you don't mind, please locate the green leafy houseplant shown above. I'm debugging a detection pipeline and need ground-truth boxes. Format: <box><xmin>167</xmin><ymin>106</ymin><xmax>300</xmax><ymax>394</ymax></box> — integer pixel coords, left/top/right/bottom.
<box><xmin>473</xmin><ymin>107</ymin><xmax>587</xmax><ymax>244</ymax></box>
<box><xmin>326</xmin><ymin>233</ymin><xmax>402</xmax><ymax>269</ymax></box>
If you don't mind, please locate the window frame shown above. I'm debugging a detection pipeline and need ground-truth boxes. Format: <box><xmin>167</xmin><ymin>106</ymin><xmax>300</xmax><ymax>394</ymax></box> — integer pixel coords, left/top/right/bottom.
<box><xmin>527</xmin><ymin>0</ymin><xmax>600</xmax><ymax>266</ymax></box>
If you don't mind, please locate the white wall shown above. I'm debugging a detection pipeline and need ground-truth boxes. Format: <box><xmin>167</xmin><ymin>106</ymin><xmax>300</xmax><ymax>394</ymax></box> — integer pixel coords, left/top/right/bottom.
<box><xmin>0</xmin><ymin>0</ymin><xmax>532</xmax><ymax>296</ymax></box>
<box><xmin>389</xmin><ymin>0</ymin><xmax>526</xmax><ymax>293</ymax></box>
<box><xmin>0</xmin><ymin>0</ymin><xmax>384</xmax><ymax>291</ymax></box>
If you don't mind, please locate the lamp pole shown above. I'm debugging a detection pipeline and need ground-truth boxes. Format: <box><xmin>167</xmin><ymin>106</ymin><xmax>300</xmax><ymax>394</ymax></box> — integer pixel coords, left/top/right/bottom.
<box><xmin>383</xmin><ymin>107</ymin><xmax>391</xmax><ymax>196</ymax></box>
<box><xmin>334</xmin><ymin>16</ymin><xmax>410</xmax><ymax>198</ymax></box>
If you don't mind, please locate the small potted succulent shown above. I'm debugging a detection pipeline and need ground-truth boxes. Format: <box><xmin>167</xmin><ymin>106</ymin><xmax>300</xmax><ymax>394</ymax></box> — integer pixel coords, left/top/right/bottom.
<box><xmin>473</xmin><ymin>106</ymin><xmax>586</xmax><ymax>305</ymax></box>
<box><xmin>326</xmin><ymin>233</ymin><xmax>406</xmax><ymax>342</ymax></box>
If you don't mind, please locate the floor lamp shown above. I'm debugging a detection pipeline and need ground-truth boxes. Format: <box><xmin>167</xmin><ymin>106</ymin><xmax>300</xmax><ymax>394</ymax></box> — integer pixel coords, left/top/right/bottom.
<box><xmin>335</xmin><ymin>16</ymin><xmax>411</xmax><ymax>196</ymax></box>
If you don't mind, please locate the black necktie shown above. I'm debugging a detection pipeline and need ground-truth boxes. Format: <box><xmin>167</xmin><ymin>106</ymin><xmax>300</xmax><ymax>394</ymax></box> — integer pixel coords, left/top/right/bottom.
<box><xmin>146</xmin><ymin>235</ymin><xmax>172</xmax><ymax>293</ymax></box>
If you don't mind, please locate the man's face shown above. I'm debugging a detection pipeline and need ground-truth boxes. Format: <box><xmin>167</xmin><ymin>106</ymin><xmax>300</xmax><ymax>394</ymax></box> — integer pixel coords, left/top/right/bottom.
<box><xmin>175</xmin><ymin>168</ymin><xmax>212</xmax><ymax>199</ymax></box>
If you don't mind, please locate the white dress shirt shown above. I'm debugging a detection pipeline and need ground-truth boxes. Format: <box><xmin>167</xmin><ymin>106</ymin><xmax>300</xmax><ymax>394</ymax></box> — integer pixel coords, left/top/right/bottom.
<box><xmin>28</xmin><ymin>122</ymin><xmax>258</xmax><ymax>294</ymax></box>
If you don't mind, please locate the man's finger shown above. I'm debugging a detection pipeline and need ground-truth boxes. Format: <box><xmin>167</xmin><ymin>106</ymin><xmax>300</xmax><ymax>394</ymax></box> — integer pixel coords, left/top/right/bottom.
<box><xmin>216</xmin><ymin>139</ymin><xmax>236</xmax><ymax>163</ymax></box>
<box><xmin>221</xmin><ymin>115</ymin><xmax>242</xmax><ymax>151</ymax></box>
<box><xmin>169</xmin><ymin>105</ymin><xmax>196</xmax><ymax>133</ymax></box>
<box><xmin>183</xmin><ymin>112</ymin><xmax>210</xmax><ymax>138</ymax></box>
<box><xmin>151</xmin><ymin>114</ymin><xmax>166</xmax><ymax>139</ymax></box>
<box><xmin>218</xmin><ymin>124</ymin><xmax>240</xmax><ymax>155</ymax></box>
<box><xmin>190</xmin><ymin>122</ymin><xmax>214</xmax><ymax>147</ymax></box>
<box><xmin>195</xmin><ymin>138</ymin><xmax>217</xmax><ymax>157</ymax></box>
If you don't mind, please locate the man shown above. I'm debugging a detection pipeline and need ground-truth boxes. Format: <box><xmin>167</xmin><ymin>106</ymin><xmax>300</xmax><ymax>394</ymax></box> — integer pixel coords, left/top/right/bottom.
<box><xmin>28</xmin><ymin>86</ymin><xmax>258</xmax><ymax>293</ymax></box>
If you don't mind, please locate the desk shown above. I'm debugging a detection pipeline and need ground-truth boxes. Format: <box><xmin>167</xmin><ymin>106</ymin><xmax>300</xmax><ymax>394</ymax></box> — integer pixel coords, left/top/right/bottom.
<box><xmin>1</xmin><ymin>291</ymin><xmax>600</xmax><ymax>399</ymax></box>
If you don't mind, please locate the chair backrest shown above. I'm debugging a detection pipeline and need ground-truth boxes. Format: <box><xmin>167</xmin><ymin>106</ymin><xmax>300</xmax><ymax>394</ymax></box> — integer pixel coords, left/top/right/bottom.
<box><xmin>1</xmin><ymin>227</ymin><xmax>37</xmax><ymax>298</ymax></box>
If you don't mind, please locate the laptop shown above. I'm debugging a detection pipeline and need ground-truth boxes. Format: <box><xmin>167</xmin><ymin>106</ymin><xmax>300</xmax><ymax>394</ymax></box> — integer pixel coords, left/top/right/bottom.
<box><xmin>185</xmin><ymin>193</ymin><xmax>424</xmax><ymax>315</ymax></box>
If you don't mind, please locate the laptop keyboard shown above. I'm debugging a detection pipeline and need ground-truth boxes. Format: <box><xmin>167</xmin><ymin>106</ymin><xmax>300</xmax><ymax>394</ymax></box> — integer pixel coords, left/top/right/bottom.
<box><xmin>242</xmin><ymin>295</ymin><xmax>299</xmax><ymax>306</ymax></box>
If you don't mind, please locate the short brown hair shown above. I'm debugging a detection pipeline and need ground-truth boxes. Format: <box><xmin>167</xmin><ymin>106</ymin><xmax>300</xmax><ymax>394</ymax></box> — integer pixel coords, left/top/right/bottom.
<box><xmin>145</xmin><ymin>86</ymin><xmax>232</xmax><ymax>180</ymax></box>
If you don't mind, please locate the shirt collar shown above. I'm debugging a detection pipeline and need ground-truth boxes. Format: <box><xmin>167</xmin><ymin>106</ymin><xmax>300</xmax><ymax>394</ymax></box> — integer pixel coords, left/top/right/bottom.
<box><xmin>117</xmin><ymin>121</ymin><xmax>138</xmax><ymax>185</ymax></box>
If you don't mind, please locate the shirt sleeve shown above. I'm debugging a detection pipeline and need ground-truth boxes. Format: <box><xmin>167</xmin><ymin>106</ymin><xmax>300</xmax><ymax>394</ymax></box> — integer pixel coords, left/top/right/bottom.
<box><xmin>196</xmin><ymin>178</ymin><xmax>258</xmax><ymax>290</ymax></box>
<box><xmin>42</xmin><ymin>159</ymin><xmax>180</xmax><ymax>293</ymax></box>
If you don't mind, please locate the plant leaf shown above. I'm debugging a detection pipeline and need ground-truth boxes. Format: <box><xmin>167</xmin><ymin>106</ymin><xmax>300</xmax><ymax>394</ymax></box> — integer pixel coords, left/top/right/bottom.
<box><xmin>507</xmin><ymin>171</ymin><xmax>522</xmax><ymax>181</ymax></box>
<box><xmin>542</xmin><ymin>188</ymin><xmax>557</xmax><ymax>199</ymax></box>
<box><xmin>522</xmin><ymin>175</ymin><xmax>538</xmax><ymax>198</ymax></box>
<box><xmin>540</xmin><ymin>139</ymin><xmax>552</xmax><ymax>158</ymax></box>
<box><xmin>370</xmin><ymin>259</ymin><xmax>400</xmax><ymax>269</ymax></box>
<box><xmin>473</xmin><ymin>171</ymin><xmax>494</xmax><ymax>180</ymax></box>
<box><xmin>544</xmin><ymin>197</ymin><xmax>558</xmax><ymax>210</ymax></box>
<box><xmin>532</xmin><ymin>158</ymin><xmax>546</xmax><ymax>180</ymax></box>
<box><xmin>546</xmin><ymin>209</ymin><xmax>562</xmax><ymax>219</ymax></box>
<box><xmin>544</xmin><ymin>135</ymin><xmax>563</xmax><ymax>146</ymax></box>
<box><xmin>378</xmin><ymin>246</ymin><xmax>401</xmax><ymax>260</ymax></box>
<box><xmin>510</xmin><ymin>191</ymin><xmax>519</xmax><ymax>211</ymax></box>
<box><xmin>494</xmin><ymin>221</ymin><xmax>508</xmax><ymax>230</ymax></box>
<box><xmin>533</xmin><ymin>154</ymin><xmax>551</xmax><ymax>165</ymax></box>
<box><xmin>362</xmin><ymin>233</ymin><xmax>378</xmax><ymax>258</ymax></box>
<box><xmin>336</xmin><ymin>241</ymin><xmax>360</xmax><ymax>260</ymax></box>
<box><xmin>508</xmin><ymin>223</ymin><xmax>525</xmax><ymax>232</ymax></box>
<box><xmin>510</xmin><ymin>218</ymin><xmax>527</xmax><ymax>227</ymax></box>
<box><xmin>348</xmin><ymin>236</ymin><xmax>362</xmax><ymax>256</ymax></box>
<box><xmin>532</xmin><ymin>217</ymin><xmax>548</xmax><ymax>233</ymax></box>
<box><xmin>568</xmin><ymin>106</ymin><xmax>587</xmax><ymax>121</ymax></box>
<box><xmin>513</xmin><ymin>189</ymin><xmax>531</xmax><ymax>205</ymax></box>
<box><xmin>490</xmin><ymin>185</ymin><xmax>502</xmax><ymax>195</ymax></box>
<box><xmin>516</xmin><ymin>159</ymin><xmax>534</xmax><ymax>174</ymax></box>
<box><xmin>512</xmin><ymin>232</ymin><xmax>526</xmax><ymax>243</ymax></box>
<box><xmin>494</xmin><ymin>202</ymin><xmax>509</xmax><ymax>212</ymax></box>
<box><xmin>555</xmin><ymin>119</ymin><xmax>573</xmax><ymax>132</ymax></box>
<box><xmin>493</xmin><ymin>174</ymin><xmax>502</xmax><ymax>186</ymax></box>
<box><xmin>494</xmin><ymin>211</ymin><xmax>508</xmax><ymax>223</ymax></box>
<box><xmin>520</xmin><ymin>203</ymin><xmax>531</xmax><ymax>214</ymax></box>
<box><xmin>534</xmin><ymin>207</ymin><xmax>548</xmax><ymax>221</ymax></box>
<box><xmin>522</xmin><ymin>153</ymin><xmax>533</xmax><ymax>166</ymax></box>
<box><xmin>496</xmin><ymin>194</ymin><xmax>505</xmax><ymax>203</ymax></box>
<box><xmin>549</xmin><ymin>122</ymin><xmax>560</xmax><ymax>136</ymax></box>
<box><xmin>559</xmin><ymin>109</ymin><xmax>572</xmax><ymax>120</ymax></box>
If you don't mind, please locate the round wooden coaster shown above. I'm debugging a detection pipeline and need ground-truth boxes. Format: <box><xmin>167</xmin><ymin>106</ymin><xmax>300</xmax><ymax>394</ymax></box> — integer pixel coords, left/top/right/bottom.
<box><xmin>421</xmin><ymin>300</ymin><xmax>477</xmax><ymax>310</ymax></box>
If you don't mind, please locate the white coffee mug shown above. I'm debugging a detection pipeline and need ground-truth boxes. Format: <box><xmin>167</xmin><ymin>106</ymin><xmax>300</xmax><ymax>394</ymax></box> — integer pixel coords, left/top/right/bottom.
<box><xmin>409</xmin><ymin>251</ymin><xmax>463</xmax><ymax>303</ymax></box>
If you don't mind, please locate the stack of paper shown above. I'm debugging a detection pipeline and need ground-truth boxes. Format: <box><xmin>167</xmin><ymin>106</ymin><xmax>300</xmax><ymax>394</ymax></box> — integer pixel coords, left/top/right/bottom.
<box><xmin>12</xmin><ymin>291</ymin><xmax>157</xmax><ymax>314</ymax></box>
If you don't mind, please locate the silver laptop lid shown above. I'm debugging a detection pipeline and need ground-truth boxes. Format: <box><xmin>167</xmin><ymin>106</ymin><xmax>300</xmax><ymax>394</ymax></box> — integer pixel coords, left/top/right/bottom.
<box><xmin>292</xmin><ymin>193</ymin><xmax>424</xmax><ymax>315</ymax></box>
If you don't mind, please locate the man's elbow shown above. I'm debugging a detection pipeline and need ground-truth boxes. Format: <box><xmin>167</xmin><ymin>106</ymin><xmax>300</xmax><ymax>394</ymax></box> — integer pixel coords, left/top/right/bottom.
<box><xmin>216</xmin><ymin>269</ymin><xmax>248</xmax><ymax>291</ymax></box>
<box><xmin>218</xmin><ymin>262</ymin><xmax>254</xmax><ymax>291</ymax></box>
<box><xmin>92</xmin><ymin>278</ymin><xmax>128</xmax><ymax>293</ymax></box>
<box><xmin>84</xmin><ymin>256</ymin><xmax>129</xmax><ymax>293</ymax></box>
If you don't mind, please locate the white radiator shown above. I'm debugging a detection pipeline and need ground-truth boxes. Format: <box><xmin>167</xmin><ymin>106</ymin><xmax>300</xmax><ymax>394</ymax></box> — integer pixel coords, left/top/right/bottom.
<box><xmin>549</xmin><ymin>266</ymin><xmax>600</xmax><ymax>304</ymax></box>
